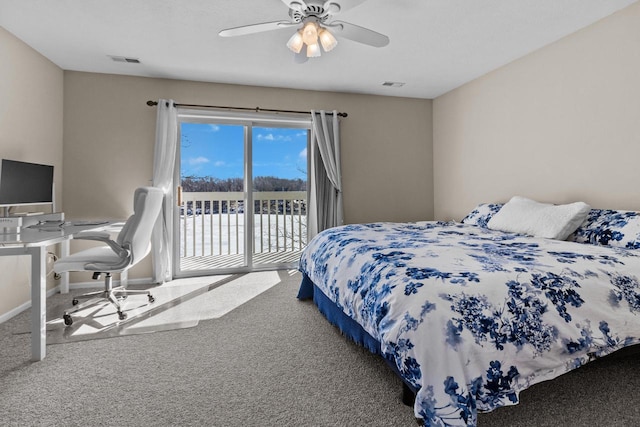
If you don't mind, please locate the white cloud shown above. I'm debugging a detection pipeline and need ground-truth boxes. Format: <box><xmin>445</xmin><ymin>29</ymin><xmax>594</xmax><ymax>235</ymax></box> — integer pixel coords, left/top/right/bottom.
<box><xmin>257</xmin><ymin>133</ymin><xmax>275</xmax><ymax>141</ymax></box>
<box><xmin>188</xmin><ymin>156</ymin><xmax>210</xmax><ymax>165</ymax></box>
<box><xmin>214</xmin><ymin>161</ymin><xmax>226</xmax><ymax>167</ymax></box>
<box><xmin>299</xmin><ymin>148</ymin><xmax>307</xmax><ymax>158</ymax></box>
<box><xmin>256</xmin><ymin>132</ymin><xmax>293</xmax><ymax>142</ymax></box>
<box><xmin>208</xmin><ymin>124</ymin><xmax>220</xmax><ymax>132</ymax></box>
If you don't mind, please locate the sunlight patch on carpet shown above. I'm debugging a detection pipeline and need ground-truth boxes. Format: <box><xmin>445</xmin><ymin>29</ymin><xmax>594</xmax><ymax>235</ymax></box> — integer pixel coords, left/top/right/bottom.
<box><xmin>131</xmin><ymin>270</ymin><xmax>283</xmax><ymax>328</ymax></box>
<box><xmin>40</xmin><ymin>271</ymin><xmax>287</xmax><ymax>344</ymax></box>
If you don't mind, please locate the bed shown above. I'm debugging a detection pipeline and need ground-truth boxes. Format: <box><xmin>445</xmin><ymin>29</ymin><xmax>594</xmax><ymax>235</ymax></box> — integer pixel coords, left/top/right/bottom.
<box><xmin>297</xmin><ymin>198</ymin><xmax>640</xmax><ymax>426</ymax></box>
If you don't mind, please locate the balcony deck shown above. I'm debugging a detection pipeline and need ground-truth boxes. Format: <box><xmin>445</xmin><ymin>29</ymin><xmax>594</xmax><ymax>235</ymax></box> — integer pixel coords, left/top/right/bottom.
<box><xmin>179</xmin><ymin>191</ymin><xmax>307</xmax><ymax>274</ymax></box>
<box><xmin>180</xmin><ymin>250</ymin><xmax>303</xmax><ymax>272</ymax></box>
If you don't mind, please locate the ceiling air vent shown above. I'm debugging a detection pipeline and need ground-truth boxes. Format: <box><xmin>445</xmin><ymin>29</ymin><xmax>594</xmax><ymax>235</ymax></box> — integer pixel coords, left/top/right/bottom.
<box><xmin>109</xmin><ymin>55</ymin><xmax>141</xmax><ymax>64</ymax></box>
<box><xmin>382</xmin><ymin>81</ymin><xmax>405</xmax><ymax>88</ymax></box>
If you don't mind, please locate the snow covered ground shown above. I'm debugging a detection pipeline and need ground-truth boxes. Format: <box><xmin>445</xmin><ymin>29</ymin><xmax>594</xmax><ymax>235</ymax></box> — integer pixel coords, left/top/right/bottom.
<box><xmin>180</xmin><ymin>212</ymin><xmax>307</xmax><ymax>258</ymax></box>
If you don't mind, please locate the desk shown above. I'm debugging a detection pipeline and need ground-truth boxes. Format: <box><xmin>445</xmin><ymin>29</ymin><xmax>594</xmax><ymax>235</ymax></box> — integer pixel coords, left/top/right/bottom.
<box><xmin>0</xmin><ymin>222</ymin><xmax>119</xmax><ymax>361</ymax></box>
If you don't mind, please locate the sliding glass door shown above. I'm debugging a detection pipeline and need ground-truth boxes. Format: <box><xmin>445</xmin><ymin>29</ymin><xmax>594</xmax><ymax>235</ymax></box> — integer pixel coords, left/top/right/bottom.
<box><xmin>174</xmin><ymin>115</ymin><xmax>309</xmax><ymax>277</ymax></box>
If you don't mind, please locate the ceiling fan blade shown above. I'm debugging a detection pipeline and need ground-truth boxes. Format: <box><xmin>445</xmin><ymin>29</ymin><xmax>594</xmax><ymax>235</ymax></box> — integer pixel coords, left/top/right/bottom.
<box><xmin>280</xmin><ymin>0</ymin><xmax>307</xmax><ymax>13</ymax></box>
<box><xmin>329</xmin><ymin>20</ymin><xmax>389</xmax><ymax>47</ymax></box>
<box><xmin>322</xmin><ymin>0</ymin><xmax>368</xmax><ymax>14</ymax></box>
<box><xmin>219</xmin><ymin>21</ymin><xmax>296</xmax><ymax>37</ymax></box>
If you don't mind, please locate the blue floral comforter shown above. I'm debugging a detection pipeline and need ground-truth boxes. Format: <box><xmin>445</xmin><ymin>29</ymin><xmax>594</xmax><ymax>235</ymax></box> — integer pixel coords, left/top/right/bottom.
<box><xmin>298</xmin><ymin>221</ymin><xmax>640</xmax><ymax>426</ymax></box>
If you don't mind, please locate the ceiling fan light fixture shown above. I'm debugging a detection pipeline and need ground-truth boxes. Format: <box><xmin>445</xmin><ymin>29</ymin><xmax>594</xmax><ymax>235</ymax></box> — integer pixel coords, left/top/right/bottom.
<box><xmin>286</xmin><ymin>30</ymin><xmax>304</xmax><ymax>53</ymax></box>
<box><xmin>220</xmin><ymin>1</ymin><xmax>390</xmax><ymax>61</ymax></box>
<box><xmin>318</xmin><ymin>28</ymin><xmax>337</xmax><ymax>52</ymax></box>
<box><xmin>306</xmin><ymin>42</ymin><xmax>321</xmax><ymax>57</ymax></box>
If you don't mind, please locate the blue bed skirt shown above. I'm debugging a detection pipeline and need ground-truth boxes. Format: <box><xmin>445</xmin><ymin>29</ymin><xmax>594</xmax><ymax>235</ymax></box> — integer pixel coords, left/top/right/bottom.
<box><xmin>297</xmin><ymin>273</ymin><xmax>417</xmax><ymax>400</ymax></box>
<box><xmin>297</xmin><ymin>273</ymin><xmax>381</xmax><ymax>354</ymax></box>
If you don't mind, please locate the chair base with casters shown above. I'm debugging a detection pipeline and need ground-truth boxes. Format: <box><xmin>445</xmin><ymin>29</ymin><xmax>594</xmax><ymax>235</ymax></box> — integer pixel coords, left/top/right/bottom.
<box><xmin>62</xmin><ymin>272</ymin><xmax>155</xmax><ymax>326</ymax></box>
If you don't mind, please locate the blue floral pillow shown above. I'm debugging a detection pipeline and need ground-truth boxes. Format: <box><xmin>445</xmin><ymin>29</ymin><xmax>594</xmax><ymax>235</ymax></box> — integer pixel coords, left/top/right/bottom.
<box><xmin>461</xmin><ymin>203</ymin><xmax>503</xmax><ymax>228</ymax></box>
<box><xmin>567</xmin><ymin>209</ymin><xmax>640</xmax><ymax>249</ymax></box>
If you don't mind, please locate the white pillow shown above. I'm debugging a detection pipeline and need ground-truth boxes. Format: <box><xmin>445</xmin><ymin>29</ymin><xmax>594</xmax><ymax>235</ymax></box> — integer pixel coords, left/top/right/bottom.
<box><xmin>487</xmin><ymin>196</ymin><xmax>591</xmax><ymax>240</ymax></box>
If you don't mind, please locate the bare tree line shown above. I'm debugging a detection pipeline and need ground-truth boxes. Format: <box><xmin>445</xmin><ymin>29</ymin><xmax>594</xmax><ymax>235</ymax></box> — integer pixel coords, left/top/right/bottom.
<box><xmin>181</xmin><ymin>176</ymin><xmax>306</xmax><ymax>192</ymax></box>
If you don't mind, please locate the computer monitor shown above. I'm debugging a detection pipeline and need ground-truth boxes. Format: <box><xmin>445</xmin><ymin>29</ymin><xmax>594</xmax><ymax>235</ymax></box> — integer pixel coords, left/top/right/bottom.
<box><xmin>0</xmin><ymin>159</ymin><xmax>54</xmax><ymax>209</ymax></box>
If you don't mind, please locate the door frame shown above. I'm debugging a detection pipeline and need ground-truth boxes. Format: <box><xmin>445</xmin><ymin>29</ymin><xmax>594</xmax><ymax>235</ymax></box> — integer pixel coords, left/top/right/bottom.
<box><xmin>173</xmin><ymin>109</ymin><xmax>311</xmax><ymax>278</ymax></box>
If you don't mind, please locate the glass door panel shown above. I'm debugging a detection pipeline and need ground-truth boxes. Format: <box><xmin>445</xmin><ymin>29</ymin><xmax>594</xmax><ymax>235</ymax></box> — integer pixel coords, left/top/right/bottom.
<box><xmin>178</xmin><ymin>122</ymin><xmax>247</xmax><ymax>273</ymax></box>
<box><xmin>251</xmin><ymin>127</ymin><xmax>308</xmax><ymax>268</ymax></box>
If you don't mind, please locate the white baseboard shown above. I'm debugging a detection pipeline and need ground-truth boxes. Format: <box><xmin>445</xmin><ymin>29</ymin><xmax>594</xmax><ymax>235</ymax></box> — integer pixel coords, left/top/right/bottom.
<box><xmin>0</xmin><ymin>285</ymin><xmax>61</xmax><ymax>324</ymax></box>
<box><xmin>0</xmin><ymin>277</ymin><xmax>154</xmax><ymax>324</ymax></box>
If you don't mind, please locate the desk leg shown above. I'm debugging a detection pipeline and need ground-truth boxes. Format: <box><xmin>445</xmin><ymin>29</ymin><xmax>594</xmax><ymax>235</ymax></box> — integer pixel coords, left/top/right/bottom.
<box><xmin>60</xmin><ymin>240</ymin><xmax>70</xmax><ymax>294</ymax></box>
<box><xmin>29</xmin><ymin>246</ymin><xmax>47</xmax><ymax>361</ymax></box>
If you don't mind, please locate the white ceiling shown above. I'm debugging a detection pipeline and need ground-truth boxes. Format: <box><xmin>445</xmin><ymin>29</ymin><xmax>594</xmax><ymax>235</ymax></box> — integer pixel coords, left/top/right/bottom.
<box><xmin>0</xmin><ymin>0</ymin><xmax>637</xmax><ymax>99</ymax></box>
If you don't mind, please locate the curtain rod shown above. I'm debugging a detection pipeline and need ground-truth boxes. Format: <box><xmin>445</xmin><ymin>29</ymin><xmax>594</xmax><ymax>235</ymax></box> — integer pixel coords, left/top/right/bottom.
<box><xmin>146</xmin><ymin>100</ymin><xmax>347</xmax><ymax>117</ymax></box>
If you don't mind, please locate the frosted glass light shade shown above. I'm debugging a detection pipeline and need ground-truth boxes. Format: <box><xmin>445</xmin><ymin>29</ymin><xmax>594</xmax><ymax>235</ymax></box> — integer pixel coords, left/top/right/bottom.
<box><xmin>302</xmin><ymin>21</ymin><xmax>318</xmax><ymax>46</ymax></box>
<box><xmin>306</xmin><ymin>42</ymin><xmax>321</xmax><ymax>57</ymax></box>
<box><xmin>318</xmin><ymin>28</ymin><xmax>337</xmax><ymax>52</ymax></box>
<box><xmin>286</xmin><ymin>31</ymin><xmax>304</xmax><ymax>53</ymax></box>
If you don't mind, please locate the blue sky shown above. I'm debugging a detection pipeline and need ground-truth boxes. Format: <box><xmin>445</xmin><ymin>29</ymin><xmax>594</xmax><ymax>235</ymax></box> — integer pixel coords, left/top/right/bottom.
<box><xmin>180</xmin><ymin>123</ymin><xmax>308</xmax><ymax>180</ymax></box>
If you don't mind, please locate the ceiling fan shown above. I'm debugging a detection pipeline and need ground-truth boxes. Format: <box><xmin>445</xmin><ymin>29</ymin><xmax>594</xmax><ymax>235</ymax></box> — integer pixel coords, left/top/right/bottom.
<box><xmin>218</xmin><ymin>0</ymin><xmax>389</xmax><ymax>62</ymax></box>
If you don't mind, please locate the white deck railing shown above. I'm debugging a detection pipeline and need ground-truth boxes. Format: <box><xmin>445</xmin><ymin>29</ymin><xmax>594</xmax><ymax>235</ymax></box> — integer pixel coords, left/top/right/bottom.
<box><xmin>179</xmin><ymin>191</ymin><xmax>307</xmax><ymax>259</ymax></box>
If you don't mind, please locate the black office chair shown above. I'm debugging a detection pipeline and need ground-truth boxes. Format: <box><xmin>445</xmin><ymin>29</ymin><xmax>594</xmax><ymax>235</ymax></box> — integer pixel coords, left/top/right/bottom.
<box><xmin>54</xmin><ymin>187</ymin><xmax>164</xmax><ymax>325</ymax></box>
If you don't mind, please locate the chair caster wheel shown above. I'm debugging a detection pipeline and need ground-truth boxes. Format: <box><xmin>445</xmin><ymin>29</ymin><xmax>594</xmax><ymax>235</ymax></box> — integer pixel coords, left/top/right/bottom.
<box><xmin>72</xmin><ymin>298</ymin><xmax>79</xmax><ymax>306</ymax></box>
<box><xmin>118</xmin><ymin>311</ymin><xmax>127</xmax><ymax>321</ymax></box>
<box><xmin>148</xmin><ymin>295</ymin><xmax>155</xmax><ymax>303</ymax></box>
<box><xmin>63</xmin><ymin>314</ymin><xmax>73</xmax><ymax>326</ymax></box>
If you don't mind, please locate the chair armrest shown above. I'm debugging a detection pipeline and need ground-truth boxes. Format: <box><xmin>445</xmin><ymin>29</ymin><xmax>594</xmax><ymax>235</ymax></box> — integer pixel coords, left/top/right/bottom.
<box><xmin>72</xmin><ymin>230</ymin><xmax>112</xmax><ymax>241</ymax></box>
<box><xmin>73</xmin><ymin>231</ymin><xmax>129</xmax><ymax>258</ymax></box>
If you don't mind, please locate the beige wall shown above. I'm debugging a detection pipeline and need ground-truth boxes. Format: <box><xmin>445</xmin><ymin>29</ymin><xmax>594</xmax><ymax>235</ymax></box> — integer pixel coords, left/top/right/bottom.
<box><xmin>63</xmin><ymin>72</ymin><xmax>434</xmax><ymax>280</ymax></box>
<box><xmin>0</xmin><ymin>27</ymin><xmax>64</xmax><ymax>318</ymax></box>
<box><xmin>433</xmin><ymin>2</ymin><xmax>640</xmax><ymax>221</ymax></box>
